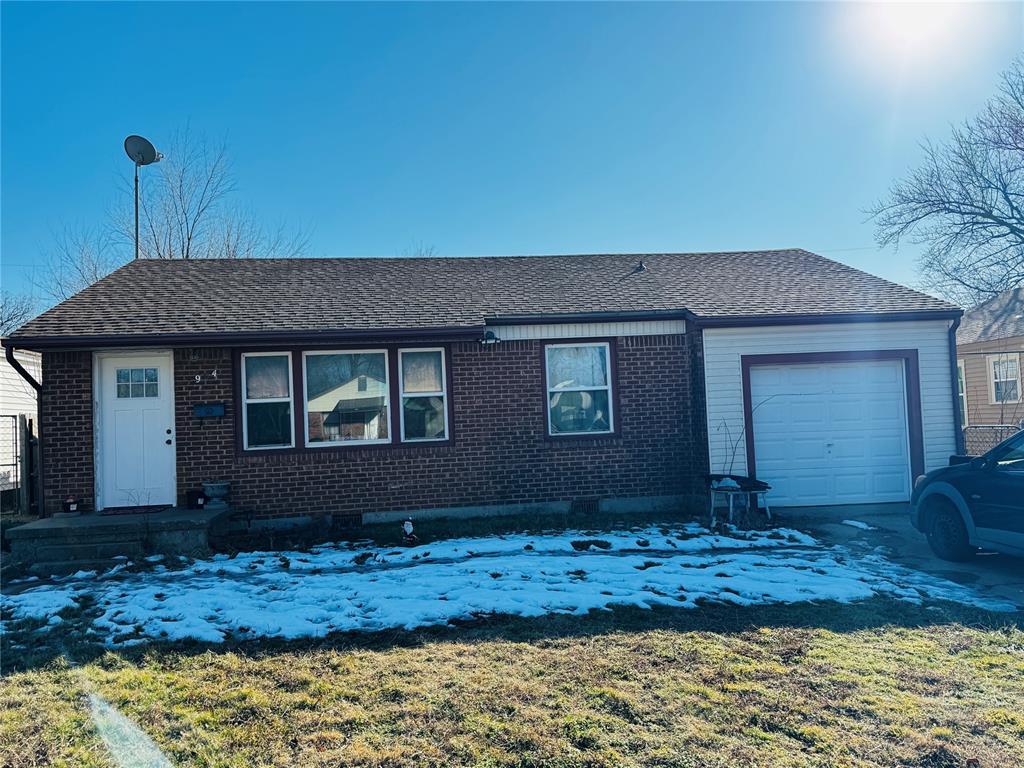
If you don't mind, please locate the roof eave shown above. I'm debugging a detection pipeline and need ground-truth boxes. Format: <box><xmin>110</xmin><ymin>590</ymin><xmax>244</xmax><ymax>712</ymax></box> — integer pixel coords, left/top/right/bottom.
<box><xmin>2</xmin><ymin>325</ymin><xmax>486</xmax><ymax>351</ymax></box>
<box><xmin>695</xmin><ymin>309</ymin><xmax>963</xmax><ymax>328</ymax></box>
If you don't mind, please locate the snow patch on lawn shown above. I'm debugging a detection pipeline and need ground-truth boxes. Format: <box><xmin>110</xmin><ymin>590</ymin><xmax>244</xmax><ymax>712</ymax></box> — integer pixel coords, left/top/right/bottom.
<box><xmin>3</xmin><ymin>587</ymin><xmax>80</xmax><ymax>621</ymax></box>
<box><xmin>1</xmin><ymin>524</ymin><xmax>1015</xmax><ymax>646</ymax></box>
<box><xmin>841</xmin><ymin>520</ymin><xmax>878</xmax><ymax>531</ymax></box>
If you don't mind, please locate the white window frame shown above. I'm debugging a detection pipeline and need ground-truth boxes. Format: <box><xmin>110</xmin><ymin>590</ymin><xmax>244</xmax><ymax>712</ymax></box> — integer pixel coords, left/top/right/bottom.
<box><xmin>398</xmin><ymin>347</ymin><xmax>449</xmax><ymax>442</ymax></box>
<box><xmin>241</xmin><ymin>351</ymin><xmax>295</xmax><ymax>450</ymax></box>
<box><xmin>544</xmin><ymin>341</ymin><xmax>615</xmax><ymax>436</ymax></box>
<box><xmin>957</xmin><ymin>359</ymin><xmax>968</xmax><ymax>427</ymax></box>
<box><xmin>987</xmin><ymin>352</ymin><xmax>1022</xmax><ymax>405</ymax></box>
<box><xmin>301</xmin><ymin>349</ymin><xmax>391</xmax><ymax>448</ymax></box>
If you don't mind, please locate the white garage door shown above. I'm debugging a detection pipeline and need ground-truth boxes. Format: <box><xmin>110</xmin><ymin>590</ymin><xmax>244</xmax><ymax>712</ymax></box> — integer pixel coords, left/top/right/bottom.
<box><xmin>750</xmin><ymin>360</ymin><xmax>911</xmax><ymax>506</ymax></box>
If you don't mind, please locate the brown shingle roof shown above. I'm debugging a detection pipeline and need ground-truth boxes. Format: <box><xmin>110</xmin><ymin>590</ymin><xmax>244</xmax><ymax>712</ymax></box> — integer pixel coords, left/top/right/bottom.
<box><xmin>957</xmin><ymin>287</ymin><xmax>1024</xmax><ymax>346</ymax></box>
<box><xmin>9</xmin><ymin>249</ymin><xmax>958</xmax><ymax>344</ymax></box>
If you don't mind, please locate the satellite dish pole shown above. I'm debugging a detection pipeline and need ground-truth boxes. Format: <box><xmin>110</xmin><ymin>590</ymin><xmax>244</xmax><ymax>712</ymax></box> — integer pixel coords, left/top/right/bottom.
<box><xmin>123</xmin><ymin>135</ymin><xmax>162</xmax><ymax>260</ymax></box>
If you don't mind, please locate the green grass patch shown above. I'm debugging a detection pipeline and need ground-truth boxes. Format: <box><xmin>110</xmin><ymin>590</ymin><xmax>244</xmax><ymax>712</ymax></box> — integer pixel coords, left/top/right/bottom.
<box><xmin>2</xmin><ymin>598</ymin><xmax>1022</xmax><ymax>767</ymax></box>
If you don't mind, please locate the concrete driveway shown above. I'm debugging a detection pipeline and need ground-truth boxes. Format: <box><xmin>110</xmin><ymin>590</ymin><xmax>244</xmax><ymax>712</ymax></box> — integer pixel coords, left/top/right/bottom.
<box><xmin>777</xmin><ymin>503</ymin><xmax>1024</xmax><ymax>611</ymax></box>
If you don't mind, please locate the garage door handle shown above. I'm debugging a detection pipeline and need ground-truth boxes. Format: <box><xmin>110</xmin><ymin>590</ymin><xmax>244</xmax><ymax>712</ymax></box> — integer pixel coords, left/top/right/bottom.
<box><xmin>970</xmin><ymin>493</ymin><xmax>981</xmax><ymax>500</ymax></box>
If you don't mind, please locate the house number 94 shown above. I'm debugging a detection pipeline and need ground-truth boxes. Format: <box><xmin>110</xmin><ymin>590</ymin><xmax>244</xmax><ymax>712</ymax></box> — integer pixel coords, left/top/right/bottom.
<box><xmin>194</xmin><ymin>369</ymin><xmax>219</xmax><ymax>383</ymax></box>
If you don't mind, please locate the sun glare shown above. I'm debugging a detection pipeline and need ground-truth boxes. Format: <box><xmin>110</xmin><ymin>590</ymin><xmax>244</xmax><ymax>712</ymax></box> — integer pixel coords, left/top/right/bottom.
<box><xmin>835</xmin><ymin>2</ymin><xmax>989</xmax><ymax>83</ymax></box>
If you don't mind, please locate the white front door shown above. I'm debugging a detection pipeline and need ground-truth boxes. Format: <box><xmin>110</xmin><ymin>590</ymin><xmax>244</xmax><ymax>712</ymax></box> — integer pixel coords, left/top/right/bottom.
<box><xmin>750</xmin><ymin>360</ymin><xmax>912</xmax><ymax>506</ymax></box>
<box><xmin>97</xmin><ymin>352</ymin><xmax>176</xmax><ymax>509</ymax></box>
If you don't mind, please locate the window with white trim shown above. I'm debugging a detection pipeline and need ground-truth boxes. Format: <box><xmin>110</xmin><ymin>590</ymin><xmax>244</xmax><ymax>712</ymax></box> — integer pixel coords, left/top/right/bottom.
<box><xmin>988</xmin><ymin>353</ymin><xmax>1021</xmax><ymax>404</ymax></box>
<box><xmin>956</xmin><ymin>359</ymin><xmax>967</xmax><ymax>427</ymax></box>
<box><xmin>399</xmin><ymin>348</ymin><xmax>448</xmax><ymax>441</ymax></box>
<box><xmin>545</xmin><ymin>342</ymin><xmax>614</xmax><ymax>435</ymax></box>
<box><xmin>303</xmin><ymin>351</ymin><xmax>390</xmax><ymax>446</ymax></box>
<box><xmin>241</xmin><ymin>352</ymin><xmax>294</xmax><ymax>449</ymax></box>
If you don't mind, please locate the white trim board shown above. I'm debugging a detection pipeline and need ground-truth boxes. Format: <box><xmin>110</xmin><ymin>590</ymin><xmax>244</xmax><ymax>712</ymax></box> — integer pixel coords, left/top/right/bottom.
<box><xmin>488</xmin><ymin>319</ymin><xmax>685</xmax><ymax>341</ymax></box>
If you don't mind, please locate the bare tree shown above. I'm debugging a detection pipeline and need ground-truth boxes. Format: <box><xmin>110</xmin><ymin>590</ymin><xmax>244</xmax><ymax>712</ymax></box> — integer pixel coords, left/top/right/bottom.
<box><xmin>870</xmin><ymin>59</ymin><xmax>1024</xmax><ymax>306</ymax></box>
<box><xmin>0</xmin><ymin>291</ymin><xmax>37</xmax><ymax>336</ymax></box>
<box><xmin>37</xmin><ymin>126</ymin><xmax>308</xmax><ymax>303</ymax></box>
<box><xmin>113</xmin><ymin>127</ymin><xmax>308</xmax><ymax>261</ymax></box>
<box><xmin>400</xmin><ymin>241</ymin><xmax>438</xmax><ymax>258</ymax></box>
<box><xmin>34</xmin><ymin>225</ymin><xmax>123</xmax><ymax>303</ymax></box>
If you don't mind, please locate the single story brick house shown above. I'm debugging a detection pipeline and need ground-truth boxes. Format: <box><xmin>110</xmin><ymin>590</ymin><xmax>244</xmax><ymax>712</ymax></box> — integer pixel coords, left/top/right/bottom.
<box><xmin>2</xmin><ymin>250</ymin><xmax>963</xmax><ymax>527</ymax></box>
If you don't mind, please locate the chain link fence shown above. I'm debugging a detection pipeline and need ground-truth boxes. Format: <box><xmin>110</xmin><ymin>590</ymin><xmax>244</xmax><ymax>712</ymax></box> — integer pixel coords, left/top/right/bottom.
<box><xmin>0</xmin><ymin>415</ymin><xmax>23</xmax><ymax>513</ymax></box>
<box><xmin>963</xmin><ymin>424</ymin><xmax>1022</xmax><ymax>456</ymax></box>
<box><xmin>0</xmin><ymin>414</ymin><xmax>38</xmax><ymax>516</ymax></box>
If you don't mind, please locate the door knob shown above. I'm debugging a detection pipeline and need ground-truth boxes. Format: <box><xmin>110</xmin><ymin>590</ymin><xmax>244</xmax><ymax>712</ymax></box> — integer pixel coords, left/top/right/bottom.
<box><xmin>165</xmin><ymin>439</ymin><xmax>172</xmax><ymax>445</ymax></box>
<box><xmin>166</xmin><ymin>429</ymin><xmax>172</xmax><ymax>435</ymax></box>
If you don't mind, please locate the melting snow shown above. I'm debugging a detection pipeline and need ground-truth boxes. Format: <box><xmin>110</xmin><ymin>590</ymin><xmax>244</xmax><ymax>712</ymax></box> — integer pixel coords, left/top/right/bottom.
<box><xmin>841</xmin><ymin>520</ymin><xmax>878</xmax><ymax>531</ymax></box>
<box><xmin>1</xmin><ymin>524</ymin><xmax>1015</xmax><ymax>646</ymax></box>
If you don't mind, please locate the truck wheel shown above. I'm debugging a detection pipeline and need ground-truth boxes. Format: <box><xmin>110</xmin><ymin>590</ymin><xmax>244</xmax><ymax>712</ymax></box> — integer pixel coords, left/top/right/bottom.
<box><xmin>926</xmin><ymin>502</ymin><xmax>974</xmax><ymax>562</ymax></box>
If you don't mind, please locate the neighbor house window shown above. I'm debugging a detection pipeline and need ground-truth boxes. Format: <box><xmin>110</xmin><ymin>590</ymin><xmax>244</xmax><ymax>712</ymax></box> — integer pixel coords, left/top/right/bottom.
<box><xmin>545</xmin><ymin>342</ymin><xmax>614</xmax><ymax>435</ymax></box>
<box><xmin>956</xmin><ymin>359</ymin><xmax>967</xmax><ymax>427</ymax></box>
<box><xmin>399</xmin><ymin>348</ymin><xmax>448</xmax><ymax>441</ymax></box>
<box><xmin>241</xmin><ymin>352</ymin><xmax>294</xmax><ymax>449</ymax></box>
<box><xmin>988</xmin><ymin>353</ymin><xmax>1021</xmax><ymax>404</ymax></box>
<box><xmin>303</xmin><ymin>351</ymin><xmax>390</xmax><ymax>446</ymax></box>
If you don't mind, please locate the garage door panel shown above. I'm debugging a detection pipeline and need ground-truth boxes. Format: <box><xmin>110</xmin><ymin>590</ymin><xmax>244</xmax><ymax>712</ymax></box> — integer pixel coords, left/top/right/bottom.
<box><xmin>871</xmin><ymin>471</ymin><xmax>911</xmax><ymax>496</ymax></box>
<box><xmin>784</xmin><ymin>367</ymin><xmax>827</xmax><ymax>387</ymax></box>
<box><xmin>792</xmin><ymin>439</ymin><xmax>828</xmax><ymax>461</ymax></box>
<box><xmin>767</xmin><ymin>470</ymin><xmax>834</xmax><ymax>505</ymax></box>
<box><xmin>867</xmin><ymin>400</ymin><xmax>904</xmax><ymax>422</ymax></box>
<box><xmin>791</xmin><ymin>400</ymin><xmax>829</xmax><ymax>424</ymax></box>
<box><xmin>833</xmin><ymin>473</ymin><xmax>870</xmax><ymax>499</ymax></box>
<box><xmin>755</xmin><ymin>400</ymin><xmax>788</xmax><ymax>425</ymax></box>
<box><xmin>751</xmin><ymin>360</ymin><xmax>911</xmax><ymax>506</ymax></box>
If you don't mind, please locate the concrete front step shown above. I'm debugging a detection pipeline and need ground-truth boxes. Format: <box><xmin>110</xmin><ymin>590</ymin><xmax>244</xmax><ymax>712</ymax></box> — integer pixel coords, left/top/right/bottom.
<box><xmin>6</xmin><ymin>507</ymin><xmax>231</xmax><ymax>576</ymax></box>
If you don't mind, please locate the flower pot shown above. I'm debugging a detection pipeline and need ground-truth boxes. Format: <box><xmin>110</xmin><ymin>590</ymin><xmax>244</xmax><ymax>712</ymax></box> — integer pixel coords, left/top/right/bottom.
<box><xmin>201</xmin><ymin>481</ymin><xmax>230</xmax><ymax>511</ymax></box>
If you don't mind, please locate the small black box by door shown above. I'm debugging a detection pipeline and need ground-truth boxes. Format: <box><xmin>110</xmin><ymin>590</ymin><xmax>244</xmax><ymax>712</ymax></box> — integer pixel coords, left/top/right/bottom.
<box><xmin>186</xmin><ymin>489</ymin><xmax>208</xmax><ymax>510</ymax></box>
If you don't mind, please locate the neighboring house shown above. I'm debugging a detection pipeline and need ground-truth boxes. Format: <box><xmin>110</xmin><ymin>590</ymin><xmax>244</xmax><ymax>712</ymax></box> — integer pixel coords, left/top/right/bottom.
<box><xmin>956</xmin><ymin>287</ymin><xmax>1024</xmax><ymax>453</ymax></box>
<box><xmin>1</xmin><ymin>250</ymin><xmax>963</xmax><ymax>526</ymax></box>
<box><xmin>0</xmin><ymin>344</ymin><xmax>40</xmax><ymax>499</ymax></box>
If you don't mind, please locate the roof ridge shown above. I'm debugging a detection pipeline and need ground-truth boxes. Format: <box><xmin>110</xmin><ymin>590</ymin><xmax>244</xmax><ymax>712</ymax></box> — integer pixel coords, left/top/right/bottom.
<box><xmin>121</xmin><ymin>248</ymin><xmax>809</xmax><ymax>264</ymax></box>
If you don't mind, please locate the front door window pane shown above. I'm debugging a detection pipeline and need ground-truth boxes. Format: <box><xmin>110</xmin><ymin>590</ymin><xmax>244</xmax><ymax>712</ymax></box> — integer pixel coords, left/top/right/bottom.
<box><xmin>116</xmin><ymin>368</ymin><xmax>158</xmax><ymax>398</ymax></box>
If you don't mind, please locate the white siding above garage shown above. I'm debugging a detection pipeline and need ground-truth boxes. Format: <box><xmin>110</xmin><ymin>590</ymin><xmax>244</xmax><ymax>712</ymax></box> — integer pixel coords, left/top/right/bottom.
<box><xmin>703</xmin><ymin>320</ymin><xmax>957</xmax><ymax>500</ymax></box>
<box><xmin>488</xmin><ymin>319</ymin><xmax>686</xmax><ymax>341</ymax></box>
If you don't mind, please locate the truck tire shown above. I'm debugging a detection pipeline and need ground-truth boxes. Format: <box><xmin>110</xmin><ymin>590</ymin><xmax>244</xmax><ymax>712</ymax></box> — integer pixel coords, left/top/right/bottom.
<box><xmin>926</xmin><ymin>501</ymin><xmax>974</xmax><ymax>562</ymax></box>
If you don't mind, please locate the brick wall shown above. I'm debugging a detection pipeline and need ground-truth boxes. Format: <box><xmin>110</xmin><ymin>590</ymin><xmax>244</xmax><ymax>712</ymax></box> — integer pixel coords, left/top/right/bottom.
<box><xmin>40</xmin><ymin>350</ymin><xmax>94</xmax><ymax>515</ymax></box>
<box><xmin>40</xmin><ymin>333</ymin><xmax>709</xmax><ymax>522</ymax></box>
<box><xmin>173</xmin><ymin>333</ymin><xmax>708</xmax><ymax>521</ymax></box>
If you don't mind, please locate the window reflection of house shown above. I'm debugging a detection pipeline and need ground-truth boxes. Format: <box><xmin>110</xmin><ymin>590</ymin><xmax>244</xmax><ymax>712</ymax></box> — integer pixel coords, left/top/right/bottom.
<box><xmin>307</xmin><ymin>373</ymin><xmax>389</xmax><ymax>443</ymax></box>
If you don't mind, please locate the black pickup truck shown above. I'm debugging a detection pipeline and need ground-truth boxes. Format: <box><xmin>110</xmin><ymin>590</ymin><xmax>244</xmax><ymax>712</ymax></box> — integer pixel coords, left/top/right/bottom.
<box><xmin>910</xmin><ymin>430</ymin><xmax>1024</xmax><ymax>560</ymax></box>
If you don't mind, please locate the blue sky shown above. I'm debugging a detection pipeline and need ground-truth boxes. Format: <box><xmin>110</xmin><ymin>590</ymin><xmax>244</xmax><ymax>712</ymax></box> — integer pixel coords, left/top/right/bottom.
<box><xmin>2</xmin><ymin>2</ymin><xmax>1022</xmax><ymax>304</ymax></box>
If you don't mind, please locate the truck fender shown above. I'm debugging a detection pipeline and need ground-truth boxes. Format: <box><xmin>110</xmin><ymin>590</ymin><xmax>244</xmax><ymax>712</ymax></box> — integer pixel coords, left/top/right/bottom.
<box><xmin>915</xmin><ymin>482</ymin><xmax>976</xmax><ymax>540</ymax></box>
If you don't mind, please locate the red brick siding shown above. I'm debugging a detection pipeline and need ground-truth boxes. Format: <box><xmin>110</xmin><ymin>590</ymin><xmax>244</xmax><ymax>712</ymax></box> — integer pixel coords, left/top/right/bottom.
<box><xmin>173</xmin><ymin>334</ymin><xmax>707</xmax><ymax>520</ymax></box>
<box><xmin>39</xmin><ymin>334</ymin><xmax>708</xmax><ymax>522</ymax></box>
<box><xmin>40</xmin><ymin>350</ymin><xmax>94</xmax><ymax>515</ymax></box>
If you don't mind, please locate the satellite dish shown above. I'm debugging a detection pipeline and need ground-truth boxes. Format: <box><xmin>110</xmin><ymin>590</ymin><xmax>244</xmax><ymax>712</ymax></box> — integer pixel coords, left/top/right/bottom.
<box><xmin>124</xmin><ymin>135</ymin><xmax>161</xmax><ymax>166</ymax></box>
